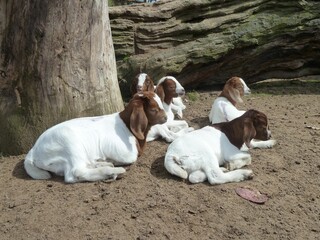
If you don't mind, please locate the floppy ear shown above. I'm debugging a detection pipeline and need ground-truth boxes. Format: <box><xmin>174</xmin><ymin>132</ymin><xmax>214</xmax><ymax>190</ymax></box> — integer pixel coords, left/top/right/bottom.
<box><xmin>147</xmin><ymin>78</ymin><xmax>155</xmax><ymax>92</ymax></box>
<box><xmin>243</xmin><ymin>118</ymin><xmax>256</xmax><ymax>148</ymax></box>
<box><xmin>130</xmin><ymin>105</ymin><xmax>148</xmax><ymax>140</ymax></box>
<box><xmin>155</xmin><ymin>84</ymin><xmax>165</xmax><ymax>102</ymax></box>
<box><xmin>229</xmin><ymin>88</ymin><xmax>243</xmax><ymax>104</ymax></box>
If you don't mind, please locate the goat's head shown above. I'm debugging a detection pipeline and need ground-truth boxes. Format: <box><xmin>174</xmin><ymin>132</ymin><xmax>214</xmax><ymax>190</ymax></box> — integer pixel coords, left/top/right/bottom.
<box><xmin>155</xmin><ymin>76</ymin><xmax>185</xmax><ymax>105</ymax></box>
<box><xmin>219</xmin><ymin>77</ymin><xmax>251</xmax><ymax>106</ymax></box>
<box><xmin>120</xmin><ymin>91</ymin><xmax>167</xmax><ymax>141</ymax></box>
<box><xmin>242</xmin><ymin>109</ymin><xmax>271</xmax><ymax>148</ymax></box>
<box><xmin>212</xmin><ymin>109</ymin><xmax>271</xmax><ymax>149</ymax></box>
<box><xmin>130</xmin><ymin>73</ymin><xmax>155</xmax><ymax>96</ymax></box>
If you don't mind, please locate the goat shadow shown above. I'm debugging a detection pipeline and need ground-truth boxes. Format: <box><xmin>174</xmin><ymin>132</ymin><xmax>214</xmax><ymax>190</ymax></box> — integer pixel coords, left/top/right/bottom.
<box><xmin>150</xmin><ymin>155</ymin><xmax>176</xmax><ymax>180</ymax></box>
<box><xmin>150</xmin><ymin>155</ymin><xmax>191</xmax><ymax>183</ymax></box>
<box><xmin>190</xmin><ymin>116</ymin><xmax>210</xmax><ymax>129</ymax></box>
<box><xmin>13</xmin><ymin>159</ymin><xmax>65</xmax><ymax>183</ymax></box>
<box><xmin>12</xmin><ymin>159</ymin><xmax>30</xmax><ymax>180</ymax></box>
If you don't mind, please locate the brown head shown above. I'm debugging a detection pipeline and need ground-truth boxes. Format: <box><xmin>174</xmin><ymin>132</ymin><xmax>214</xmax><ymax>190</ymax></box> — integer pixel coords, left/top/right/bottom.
<box><xmin>130</xmin><ymin>73</ymin><xmax>155</xmax><ymax>96</ymax></box>
<box><xmin>219</xmin><ymin>77</ymin><xmax>251</xmax><ymax>106</ymax></box>
<box><xmin>212</xmin><ymin>109</ymin><xmax>271</xmax><ymax>149</ymax></box>
<box><xmin>119</xmin><ymin>91</ymin><xmax>167</xmax><ymax>155</ymax></box>
<box><xmin>155</xmin><ymin>76</ymin><xmax>185</xmax><ymax>105</ymax></box>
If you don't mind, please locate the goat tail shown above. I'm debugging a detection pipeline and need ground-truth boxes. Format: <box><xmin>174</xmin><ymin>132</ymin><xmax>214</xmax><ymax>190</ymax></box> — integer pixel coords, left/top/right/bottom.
<box><xmin>24</xmin><ymin>149</ymin><xmax>51</xmax><ymax>180</ymax></box>
<box><xmin>164</xmin><ymin>154</ymin><xmax>188</xmax><ymax>180</ymax></box>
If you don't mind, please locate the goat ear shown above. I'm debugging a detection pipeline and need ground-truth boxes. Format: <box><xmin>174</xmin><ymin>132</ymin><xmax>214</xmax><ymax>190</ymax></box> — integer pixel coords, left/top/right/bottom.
<box><xmin>147</xmin><ymin>84</ymin><xmax>155</xmax><ymax>92</ymax></box>
<box><xmin>155</xmin><ymin>84</ymin><xmax>165</xmax><ymax>102</ymax></box>
<box><xmin>130</xmin><ymin>105</ymin><xmax>148</xmax><ymax>140</ymax></box>
<box><xmin>243</xmin><ymin>118</ymin><xmax>256</xmax><ymax>148</ymax></box>
<box><xmin>229</xmin><ymin>88</ymin><xmax>243</xmax><ymax>104</ymax></box>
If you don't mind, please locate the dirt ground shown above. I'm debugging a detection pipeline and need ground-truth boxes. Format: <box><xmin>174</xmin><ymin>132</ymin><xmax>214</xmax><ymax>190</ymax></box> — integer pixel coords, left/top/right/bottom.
<box><xmin>1</xmin><ymin>79</ymin><xmax>319</xmax><ymax>240</ymax></box>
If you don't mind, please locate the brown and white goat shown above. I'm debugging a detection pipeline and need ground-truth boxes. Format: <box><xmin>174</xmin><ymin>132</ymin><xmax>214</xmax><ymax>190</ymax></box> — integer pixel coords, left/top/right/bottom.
<box><xmin>165</xmin><ymin>109</ymin><xmax>271</xmax><ymax>185</ymax></box>
<box><xmin>24</xmin><ymin>91</ymin><xmax>167</xmax><ymax>183</ymax></box>
<box><xmin>209</xmin><ymin>76</ymin><xmax>251</xmax><ymax>123</ymax></box>
<box><xmin>146</xmin><ymin>76</ymin><xmax>193</xmax><ymax>142</ymax></box>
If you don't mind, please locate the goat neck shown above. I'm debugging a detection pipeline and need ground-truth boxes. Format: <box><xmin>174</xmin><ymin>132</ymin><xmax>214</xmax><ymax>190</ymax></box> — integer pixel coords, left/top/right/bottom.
<box><xmin>219</xmin><ymin>89</ymin><xmax>237</xmax><ymax>106</ymax></box>
<box><xmin>211</xmin><ymin>118</ymin><xmax>245</xmax><ymax>149</ymax></box>
<box><xmin>119</xmin><ymin>100</ymin><xmax>149</xmax><ymax>156</ymax></box>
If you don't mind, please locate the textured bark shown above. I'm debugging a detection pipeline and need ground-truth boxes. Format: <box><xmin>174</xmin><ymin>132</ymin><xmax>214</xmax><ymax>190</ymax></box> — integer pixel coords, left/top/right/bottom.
<box><xmin>110</xmin><ymin>0</ymin><xmax>320</xmax><ymax>96</ymax></box>
<box><xmin>0</xmin><ymin>0</ymin><xmax>123</xmax><ymax>155</ymax></box>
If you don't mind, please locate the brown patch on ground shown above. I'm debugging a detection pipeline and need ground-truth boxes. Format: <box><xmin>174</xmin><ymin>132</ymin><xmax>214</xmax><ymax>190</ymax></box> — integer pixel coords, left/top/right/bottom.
<box><xmin>1</xmin><ymin>80</ymin><xmax>320</xmax><ymax>239</ymax></box>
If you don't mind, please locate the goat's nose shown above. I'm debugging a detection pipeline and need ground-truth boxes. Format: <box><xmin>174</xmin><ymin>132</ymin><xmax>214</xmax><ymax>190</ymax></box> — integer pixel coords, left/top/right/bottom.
<box><xmin>267</xmin><ymin>130</ymin><xmax>272</xmax><ymax>139</ymax></box>
<box><xmin>178</xmin><ymin>89</ymin><xmax>185</xmax><ymax>96</ymax></box>
<box><xmin>137</xmin><ymin>86</ymin><xmax>143</xmax><ymax>92</ymax></box>
<box><xmin>163</xmin><ymin>115</ymin><xmax>168</xmax><ymax>122</ymax></box>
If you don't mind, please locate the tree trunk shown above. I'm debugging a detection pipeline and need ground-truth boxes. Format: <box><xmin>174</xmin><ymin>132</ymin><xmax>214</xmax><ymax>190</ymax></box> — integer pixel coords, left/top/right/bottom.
<box><xmin>110</xmin><ymin>0</ymin><xmax>320</xmax><ymax>96</ymax></box>
<box><xmin>0</xmin><ymin>0</ymin><xmax>123</xmax><ymax>155</ymax></box>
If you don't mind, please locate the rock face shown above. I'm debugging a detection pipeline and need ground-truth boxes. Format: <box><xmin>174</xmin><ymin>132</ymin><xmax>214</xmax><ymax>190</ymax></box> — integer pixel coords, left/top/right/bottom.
<box><xmin>110</xmin><ymin>0</ymin><xmax>320</xmax><ymax>95</ymax></box>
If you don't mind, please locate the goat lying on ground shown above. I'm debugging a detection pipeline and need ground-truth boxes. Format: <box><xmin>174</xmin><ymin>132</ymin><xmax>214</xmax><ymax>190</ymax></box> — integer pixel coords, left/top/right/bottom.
<box><xmin>146</xmin><ymin>76</ymin><xmax>194</xmax><ymax>142</ymax></box>
<box><xmin>209</xmin><ymin>76</ymin><xmax>251</xmax><ymax>123</ymax></box>
<box><xmin>24</xmin><ymin>91</ymin><xmax>167</xmax><ymax>183</ymax></box>
<box><xmin>209</xmin><ymin>76</ymin><xmax>276</xmax><ymax>149</ymax></box>
<box><xmin>164</xmin><ymin>109</ymin><xmax>272</xmax><ymax>185</ymax></box>
<box><xmin>131</xmin><ymin>73</ymin><xmax>186</xmax><ymax>118</ymax></box>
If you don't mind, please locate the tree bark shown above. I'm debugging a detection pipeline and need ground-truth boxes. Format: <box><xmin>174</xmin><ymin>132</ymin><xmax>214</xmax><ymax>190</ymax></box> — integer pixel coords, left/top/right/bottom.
<box><xmin>110</xmin><ymin>0</ymin><xmax>320</xmax><ymax>96</ymax></box>
<box><xmin>0</xmin><ymin>0</ymin><xmax>123</xmax><ymax>155</ymax></box>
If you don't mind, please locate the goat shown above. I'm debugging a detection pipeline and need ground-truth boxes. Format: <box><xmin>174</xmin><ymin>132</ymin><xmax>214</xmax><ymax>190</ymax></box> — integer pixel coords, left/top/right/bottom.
<box><xmin>146</xmin><ymin>76</ymin><xmax>193</xmax><ymax>142</ymax></box>
<box><xmin>24</xmin><ymin>91</ymin><xmax>167</xmax><ymax>183</ymax></box>
<box><xmin>131</xmin><ymin>73</ymin><xmax>186</xmax><ymax>118</ymax></box>
<box><xmin>164</xmin><ymin>109</ymin><xmax>271</xmax><ymax>185</ymax></box>
<box><xmin>209</xmin><ymin>76</ymin><xmax>251</xmax><ymax>123</ymax></box>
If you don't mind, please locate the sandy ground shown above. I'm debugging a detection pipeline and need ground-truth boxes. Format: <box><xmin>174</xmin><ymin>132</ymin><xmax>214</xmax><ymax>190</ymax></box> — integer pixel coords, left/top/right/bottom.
<box><xmin>1</xmin><ymin>79</ymin><xmax>320</xmax><ymax>240</ymax></box>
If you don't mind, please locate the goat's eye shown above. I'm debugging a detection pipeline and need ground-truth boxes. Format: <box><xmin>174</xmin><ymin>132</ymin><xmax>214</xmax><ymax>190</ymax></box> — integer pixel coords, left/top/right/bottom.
<box><xmin>150</xmin><ymin>108</ymin><xmax>158</xmax><ymax>113</ymax></box>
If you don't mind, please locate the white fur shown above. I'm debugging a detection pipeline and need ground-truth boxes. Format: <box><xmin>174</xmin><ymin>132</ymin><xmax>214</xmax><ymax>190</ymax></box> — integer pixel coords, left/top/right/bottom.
<box><xmin>24</xmin><ymin>114</ymin><xmax>130</xmax><ymax>183</ymax></box>
<box><xmin>164</xmin><ymin>126</ymin><xmax>253</xmax><ymax>184</ymax></box>
<box><xmin>137</xmin><ymin>73</ymin><xmax>148</xmax><ymax>88</ymax></box>
<box><xmin>209</xmin><ymin>97</ymin><xmax>246</xmax><ymax>123</ymax></box>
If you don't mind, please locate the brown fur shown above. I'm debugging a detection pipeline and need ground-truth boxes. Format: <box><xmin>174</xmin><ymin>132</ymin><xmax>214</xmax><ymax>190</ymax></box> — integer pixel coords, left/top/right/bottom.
<box><xmin>155</xmin><ymin>78</ymin><xmax>181</xmax><ymax>105</ymax></box>
<box><xmin>212</xmin><ymin>109</ymin><xmax>270</xmax><ymax>149</ymax></box>
<box><xmin>219</xmin><ymin>77</ymin><xmax>245</xmax><ymax>106</ymax></box>
<box><xmin>130</xmin><ymin>73</ymin><xmax>155</xmax><ymax>96</ymax></box>
<box><xmin>119</xmin><ymin>91</ymin><xmax>167</xmax><ymax>155</ymax></box>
